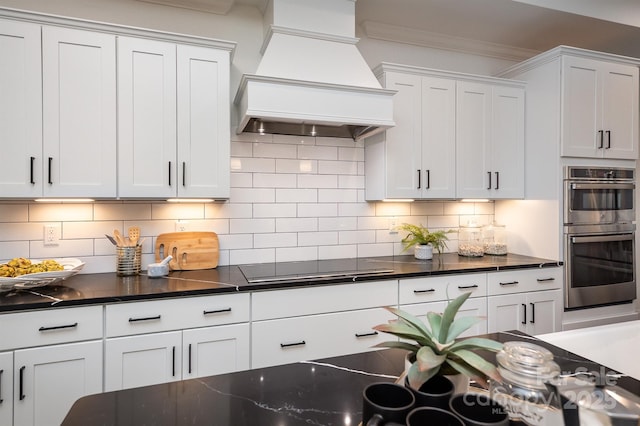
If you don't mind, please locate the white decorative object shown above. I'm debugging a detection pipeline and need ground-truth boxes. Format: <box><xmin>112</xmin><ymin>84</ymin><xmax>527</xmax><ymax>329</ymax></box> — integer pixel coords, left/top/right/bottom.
<box><xmin>414</xmin><ymin>244</ymin><xmax>433</xmax><ymax>260</ymax></box>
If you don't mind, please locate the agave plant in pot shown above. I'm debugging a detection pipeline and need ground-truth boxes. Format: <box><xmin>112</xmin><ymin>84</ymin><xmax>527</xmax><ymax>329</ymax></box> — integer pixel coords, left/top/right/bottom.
<box><xmin>373</xmin><ymin>292</ymin><xmax>503</xmax><ymax>392</ymax></box>
<box><xmin>396</xmin><ymin>223</ymin><xmax>452</xmax><ymax>260</ymax></box>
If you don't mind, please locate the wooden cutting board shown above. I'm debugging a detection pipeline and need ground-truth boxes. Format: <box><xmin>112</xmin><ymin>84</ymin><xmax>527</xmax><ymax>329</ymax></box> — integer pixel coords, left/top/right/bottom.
<box><xmin>154</xmin><ymin>232</ymin><xmax>219</xmax><ymax>270</ymax></box>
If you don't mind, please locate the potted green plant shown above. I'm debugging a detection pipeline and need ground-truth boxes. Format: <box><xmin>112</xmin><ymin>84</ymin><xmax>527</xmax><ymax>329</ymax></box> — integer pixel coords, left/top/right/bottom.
<box><xmin>373</xmin><ymin>292</ymin><xmax>503</xmax><ymax>390</ymax></box>
<box><xmin>396</xmin><ymin>223</ymin><xmax>452</xmax><ymax>260</ymax></box>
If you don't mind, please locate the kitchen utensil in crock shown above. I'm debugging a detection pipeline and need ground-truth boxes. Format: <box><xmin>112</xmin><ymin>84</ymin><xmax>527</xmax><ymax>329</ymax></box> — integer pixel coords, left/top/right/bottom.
<box><xmin>105</xmin><ymin>234</ymin><xmax>117</xmax><ymax>245</ymax></box>
<box><xmin>113</xmin><ymin>229</ymin><xmax>125</xmax><ymax>246</ymax></box>
<box><xmin>128</xmin><ymin>226</ymin><xmax>140</xmax><ymax>246</ymax></box>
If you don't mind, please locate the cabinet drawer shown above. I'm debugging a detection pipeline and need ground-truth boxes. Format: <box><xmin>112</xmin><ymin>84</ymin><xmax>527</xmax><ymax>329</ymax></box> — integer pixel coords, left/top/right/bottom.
<box><xmin>252</xmin><ymin>308</ymin><xmax>395</xmax><ymax>369</ymax></box>
<box><xmin>106</xmin><ymin>293</ymin><xmax>250</xmax><ymax>337</ymax></box>
<box><xmin>0</xmin><ymin>305</ymin><xmax>103</xmax><ymax>351</ymax></box>
<box><xmin>399</xmin><ymin>273</ymin><xmax>487</xmax><ymax>305</ymax></box>
<box><xmin>487</xmin><ymin>267</ymin><xmax>563</xmax><ymax>296</ymax></box>
<box><xmin>252</xmin><ymin>280</ymin><xmax>398</xmax><ymax>321</ymax></box>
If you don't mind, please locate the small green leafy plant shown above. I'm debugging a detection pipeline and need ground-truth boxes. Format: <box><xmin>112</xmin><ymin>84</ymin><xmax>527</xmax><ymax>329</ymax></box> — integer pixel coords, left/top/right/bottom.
<box><xmin>396</xmin><ymin>223</ymin><xmax>453</xmax><ymax>255</ymax></box>
<box><xmin>373</xmin><ymin>292</ymin><xmax>503</xmax><ymax>389</ymax></box>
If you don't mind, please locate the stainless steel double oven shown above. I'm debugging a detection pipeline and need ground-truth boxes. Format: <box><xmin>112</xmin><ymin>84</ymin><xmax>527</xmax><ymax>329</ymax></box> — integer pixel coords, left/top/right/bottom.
<box><xmin>564</xmin><ymin>166</ymin><xmax>636</xmax><ymax>309</ymax></box>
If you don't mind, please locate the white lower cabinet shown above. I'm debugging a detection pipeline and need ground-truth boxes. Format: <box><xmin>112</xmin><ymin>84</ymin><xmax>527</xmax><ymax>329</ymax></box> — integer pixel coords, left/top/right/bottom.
<box><xmin>401</xmin><ymin>297</ymin><xmax>488</xmax><ymax>338</ymax></box>
<box><xmin>14</xmin><ymin>340</ymin><xmax>102</xmax><ymax>426</ymax></box>
<box><xmin>252</xmin><ymin>308</ymin><xmax>393</xmax><ymax>369</ymax></box>
<box><xmin>182</xmin><ymin>324</ymin><xmax>250</xmax><ymax>379</ymax></box>
<box><xmin>487</xmin><ymin>268</ymin><xmax>563</xmax><ymax>335</ymax></box>
<box><xmin>0</xmin><ymin>352</ymin><xmax>13</xmax><ymax>426</ymax></box>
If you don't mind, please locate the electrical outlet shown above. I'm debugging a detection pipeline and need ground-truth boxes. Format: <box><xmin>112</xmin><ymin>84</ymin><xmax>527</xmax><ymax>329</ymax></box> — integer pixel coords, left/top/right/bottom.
<box><xmin>389</xmin><ymin>217</ymin><xmax>398</xmax><ymax>234</ymax></box>
<box><xmin>175</xmin><ymin>220</ymin><xmax>189</xmax><ymax>232</ymax></box>
<box><xmin>44</xmin><ymin>224</ymin><xmax>61</xmax><ymax>246</ymax></box>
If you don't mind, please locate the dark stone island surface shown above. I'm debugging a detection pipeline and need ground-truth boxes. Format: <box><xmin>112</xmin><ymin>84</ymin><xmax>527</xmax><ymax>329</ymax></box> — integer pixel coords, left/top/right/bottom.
<box><xmin>0</xmin><ymin>253</ymin><xmax>561</xmax><ymax>312</ymax></box>
<box><xmin>61</xmin><ymin>331</ymin><xmax>639</xmax><ymax>426</ymax></box>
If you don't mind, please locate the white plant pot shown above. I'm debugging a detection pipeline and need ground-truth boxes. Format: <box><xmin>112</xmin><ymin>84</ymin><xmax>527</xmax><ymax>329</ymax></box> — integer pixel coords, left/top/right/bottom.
<box><xmin>414</xmin><ymin>244</ymin><xmax>433</xmax><ymax>260</ymax></box>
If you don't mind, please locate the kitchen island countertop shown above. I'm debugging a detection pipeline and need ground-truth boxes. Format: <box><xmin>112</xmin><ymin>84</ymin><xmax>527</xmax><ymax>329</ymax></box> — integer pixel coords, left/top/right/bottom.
<box><xmin>61</xmin><ymin>331</ymin><xmax>639</xmax><ymax>426</ymax></box>
<box><xmin>0</xmin><ymin>253</ymin><xmax>561</xmax><ymax>312</ymax></box>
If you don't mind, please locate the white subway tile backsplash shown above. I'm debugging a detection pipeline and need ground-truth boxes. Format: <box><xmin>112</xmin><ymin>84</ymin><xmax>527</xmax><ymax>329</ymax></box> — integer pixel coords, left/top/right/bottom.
<box><xmin>253</xmin><ymin>203</ymin><xmax>297</xmax><ymax>218</ymax></box>
<box><xmin>29</xmin><ymin>203</ymin><xmax>94</xmax><ymax>222</ymax></box>
<box><xmin>0</xmin><ymin>137</ymin><xmax>495</xmax><ymax>268</ymax></box>
<box><xmin>298</xmin><ymin>144</ymin><xmax>337</xmax><ymax>160</ymax></box>
<box><xmin>297</xmin><ymin>203</ymin><xmax>337</xmax><ymax>217</ymax></box>
<box><xmin>297</xmin><ymin>174</ymin><xmax>338</xmax><ymax>189</ymax></box>
<box><xmin>230</xmin><ymin>188</ymin><xmax>276</xmax><ymax>203</ymax></box>
<box><xmin>0</xmin><ymin>204</ymin><xmax>28</xmax><ymax>222</ymax></box>
<box><xmin>318</xmin><ymin>244</ymin><xmax>357</xmax><ymax>259</ymax></box>
<box><xmin>229</xmin><ymin>248</ymin><xmax>275</xmax><ymax>265</ymax></box>
<box><xmin>254</xmin><ymin>232</ymin><xmax>297</xmax><ymax>248</ymax></box>
<box><xmin>252</xmin><ymin>173</ymin><xmax>297</xmax><ymax>188</ymax></box>
<box><xmin>253</xmin><ymin>143</ymin><xmax>297</xmax><ymax>159</ymax></box>
<box><xmin>230</xmin><ymin>218</ymin><xmax>275</xmax><ymax>234</ymax></box>
<box><xmin>275</xmin><ymin>217</ymin><xmax>317</xmax><ymax>233</ymax></box>
<box><xmin>276</xmin><ymin>246</ymin><xmax>318</xmax><ymax>262</ymax></box>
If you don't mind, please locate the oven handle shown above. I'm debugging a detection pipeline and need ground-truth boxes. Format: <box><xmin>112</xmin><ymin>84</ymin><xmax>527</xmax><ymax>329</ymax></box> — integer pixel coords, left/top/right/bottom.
<box><xmin>571</xmin><ymin>233</ymin><xmax>634</xmax><ymax>244</ymax></box>
<box><xmin>570</xmin><ymin>182</ymin><xmax>635</xmax><ymax>190</ymax></box>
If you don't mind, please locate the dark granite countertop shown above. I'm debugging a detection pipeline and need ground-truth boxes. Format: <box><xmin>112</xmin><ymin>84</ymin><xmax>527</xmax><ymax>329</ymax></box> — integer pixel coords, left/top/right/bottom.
<box><xmin>0</xmin><ymin>253</ymin><xmax>561</xmax><ymax>312</ymax></box>
<box><xmin>61</xmin><ymin>331</ymin><xmax>638</xmax><ymax>426</ymax></box>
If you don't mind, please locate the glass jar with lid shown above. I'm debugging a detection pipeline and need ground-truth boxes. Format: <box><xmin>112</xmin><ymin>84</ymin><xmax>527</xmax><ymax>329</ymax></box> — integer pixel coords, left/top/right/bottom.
<box><xmin>483</xmin><ymin>221</ymin><xmax>508</xmax><ymax>255</ymax></box>
<box><xmin>458</xmin><ymin>222</ymin><xmax>484</xmax><ymax>257</ymax></box>
<box><xmin>490</xmin><ymin>341</ymin><xmax>563</xmax><ymax>425</ymax></box>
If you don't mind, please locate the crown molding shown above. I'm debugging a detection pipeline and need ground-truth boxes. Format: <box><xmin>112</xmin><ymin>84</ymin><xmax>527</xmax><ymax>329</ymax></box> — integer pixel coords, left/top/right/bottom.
<box><xmin>135</xmin><ymin>0</ymin><xmax>235</xmax><ymax>15</ymax></box>
<box><xmin>361</xmin><ymin>20</ymin><xmax>540</xmax><ymax>62</ymax></box>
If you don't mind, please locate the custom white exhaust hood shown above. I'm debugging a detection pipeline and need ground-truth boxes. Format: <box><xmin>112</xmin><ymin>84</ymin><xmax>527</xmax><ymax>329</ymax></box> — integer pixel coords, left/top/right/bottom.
<box><xmin>234</xmin><ymin>0</ymin><xmax>396</xmax><ymax>141</ymax></box>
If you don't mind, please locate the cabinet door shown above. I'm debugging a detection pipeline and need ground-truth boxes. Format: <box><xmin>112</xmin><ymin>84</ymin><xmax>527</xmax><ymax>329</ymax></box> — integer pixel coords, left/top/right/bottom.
<box><xmin>0</xmin><ymin>352</ymin><xmax>12</xmax><ymax>426</ymax></box>
<box><xmin>177</xmin><ymin>45</ymin><xmax>230</xmax><ymax>198</ymax></box>
<box><xmin>600</xmin><ymin>62</ymin><xmax>638</xmax><ymax>159</ymax></box>
<box><xmin>42</xmin><ymin>26</ymin><xmax>116</xmax><ymax>197</ymax></box>
<box><xmin>490</xmin><ymin>85</ymin><xmax>524</xmax><ymax>199</ymax></box>
<box><xmin>526</xmin><ymin>290</ymin><xmax>562</xmax><ymax>335</ymax></box>
<box><xmin>456</xmin><ymin>81</ymin><xmax>492</xmax><ymax>199</ymax></box>
<box><xmin>487</xmin><ymin>293</ymin><xmax>527</xmax><ymax>333</ymax></box>
<box><xmin>105</xmin><ymin>331</ymin><xmax>182</xmax><ymax>391</ymax></box>
<box><xmin>182</xmin><ymin>323</ymin><xmax>250</xmax><ymax>379</ymax></box>
<box><xmin>384</xmin><ymin>72</ymin><xmax>423</xmax><ymax>199</ymax></box>
<box><xmin>0</xmin><ymin>19</ymin><xmax>42</xmax><ymax>198</ymax></box>
<box><xmin>561</xmin><ymin>56</ymin><xmax>600</xmax><ymax>158</ymax></box>
<box><xmin>421</xmin><ymin>76</ymin><xmax>456</xmax><ymax>199</ymax></box>
<box><xmin>14</xmin><ymin>340</ymin><xmax>102</xmax><ymax>426</ymax></box>
<box><xmin>118</xmin><ymin>36</ymin><xmax>177</xmax><ymax>198</ymax></box>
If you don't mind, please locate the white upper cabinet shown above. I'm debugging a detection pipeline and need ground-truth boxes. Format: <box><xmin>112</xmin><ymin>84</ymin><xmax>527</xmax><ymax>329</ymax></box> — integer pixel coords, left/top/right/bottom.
<box><xmin>365</xmin><ymin>70</ymin><xmax>456</xmax><ymax>200</ymax></box>
<box><xmin>366</xmin><ymin>64</ymin><xmax>524</xmax><ymax>201</ymax></box>
<box><xmin>42</xmin><ymin>26</ymin><xmax>117</xmax><ymax>198</ymax></box>
<box><xmin>0</xmin><ymin>19</ymin><xmax>42</xmax><ymax>198</ymax></box>
<box><xmin>118</xmin><ymin>38</ymin><xmax>231</xmax><ymax>199</ymax></box>
<box><xmin>562</xmin><ymin>55</ymin><xmax>639</xmax><ymax>159</ymax></box>
<box><xmin>117</xmin><ymin>37</ymin><xmax>177</xmax><ymax>198</ymax></box>
<box><xmin>456</xmin><ymin>81</ymin><xmax>524</xmax><ymax>199</ymax></box>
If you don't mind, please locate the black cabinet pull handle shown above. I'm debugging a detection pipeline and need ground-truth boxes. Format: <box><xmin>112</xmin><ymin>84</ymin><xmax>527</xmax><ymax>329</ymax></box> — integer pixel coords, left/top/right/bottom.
<box><xmin>495</xmin><ymin>171</ymin><xmax>499</xmax><ymax>190</ymax></box>
<box><xmin>30</xmin><ymin>157</ymin><xmax>35</xmax><ymax>184</ymax></box>
<box><xmin>530</xmin><ymin>303</ymin><xmax>535</xmax><ymax>324</ymax></box>
<box><xmin>417</xmin><ymin>170</ymin><xmax>421</xmax><ymax>189</ymax></box>
<box><xmin>425</xmin><ymin>170</ymin><xmax>430</xmax><ymax>189</ymax></box>
<box><xmin>355</xmin><ymin>331</ymin><xmax>379</xmax><ymax>338</ymax></box>
<box><xmin>598</xmin><ymin>130</ymin><xmax>604</xmax><ymax>148</ymax></box>
<box><xmin>0</xmin><ymin>369</ymin><xmax>3</xmax><ymax>403</ymax></box>
<box><xmin>280</xmin><ymin>341</ymin><xmax>306</xmax><ymax>348</ymax></box>
<box><xmin>39</xmin><ymin>322</ymin><xmax>78</xmax><ymax>332</ymax></box>
<box><xmin>537</xmin><ymin>277</ymin><xmax>555</xmax><ymax>282</ymax></box>
<box><xmin>458</xmin><ymin>284</ymin><xmax>478</xmax><ymax>290</ymax></box>
<box><xmin>182</xmin><ymin>162</ymin><xmax>186</xmax><ymax>186</ymax></box>
<box><xmin>172</xmin><ymin>346</ymin><xmax>176</xmax><ymax>377</ymax></box>
<box><xmin>129</xmin><ymin>315</ymin><xmax>161</xmax><ymax>322</ymax></box>
<box><xmin>487</xmin><ymin>171</ymin><xmax>492</xmax><ymax>190</ymax></box>
<box><xmin>413</xmin><ymin>288</ymin><xmax>436</xmax><ymax>294</ymax></box>
<box><xmin>606</xmin><ymin>130</ymin><xmax>611</xmax><ymax>149</ymax></box>
<box><xmin>499</xmin><ymin>281</ymin><xmax>519</xmax><ymax>286</ymax></box>
<box><xmin>48</xmin><ymin>157</ymin><xmax>53</xmax><ymax>184</ymax></box>
<box><xmin>19</xmin><ymin>366</ymin><xmax>25</xmax><ymax>400</ymax></box>
<box><xmin>188</xmin><ymin>343</ymin><xmax>192</xmax><ymax>374</ymax></box>
<box><xmin>203</xmin><ymin>308</ymin><xmax>232</xmax><ymax>315</ymax></box>
<box><xmin>521</xmin><ymin>304</ymin><xmax>527</xmax><ymax>325</ymax></box>
<box><xmin>168</xmin><ymin>161</ymin><xmax>172</xmax><ymax>186</ymax></box>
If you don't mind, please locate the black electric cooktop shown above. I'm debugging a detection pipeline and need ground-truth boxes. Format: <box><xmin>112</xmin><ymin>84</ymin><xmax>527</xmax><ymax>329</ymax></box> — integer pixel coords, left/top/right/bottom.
<box><xmin>238</xmin><ymin>258</ymin><xmax>395</xmax><ymax>284</ymax></box>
